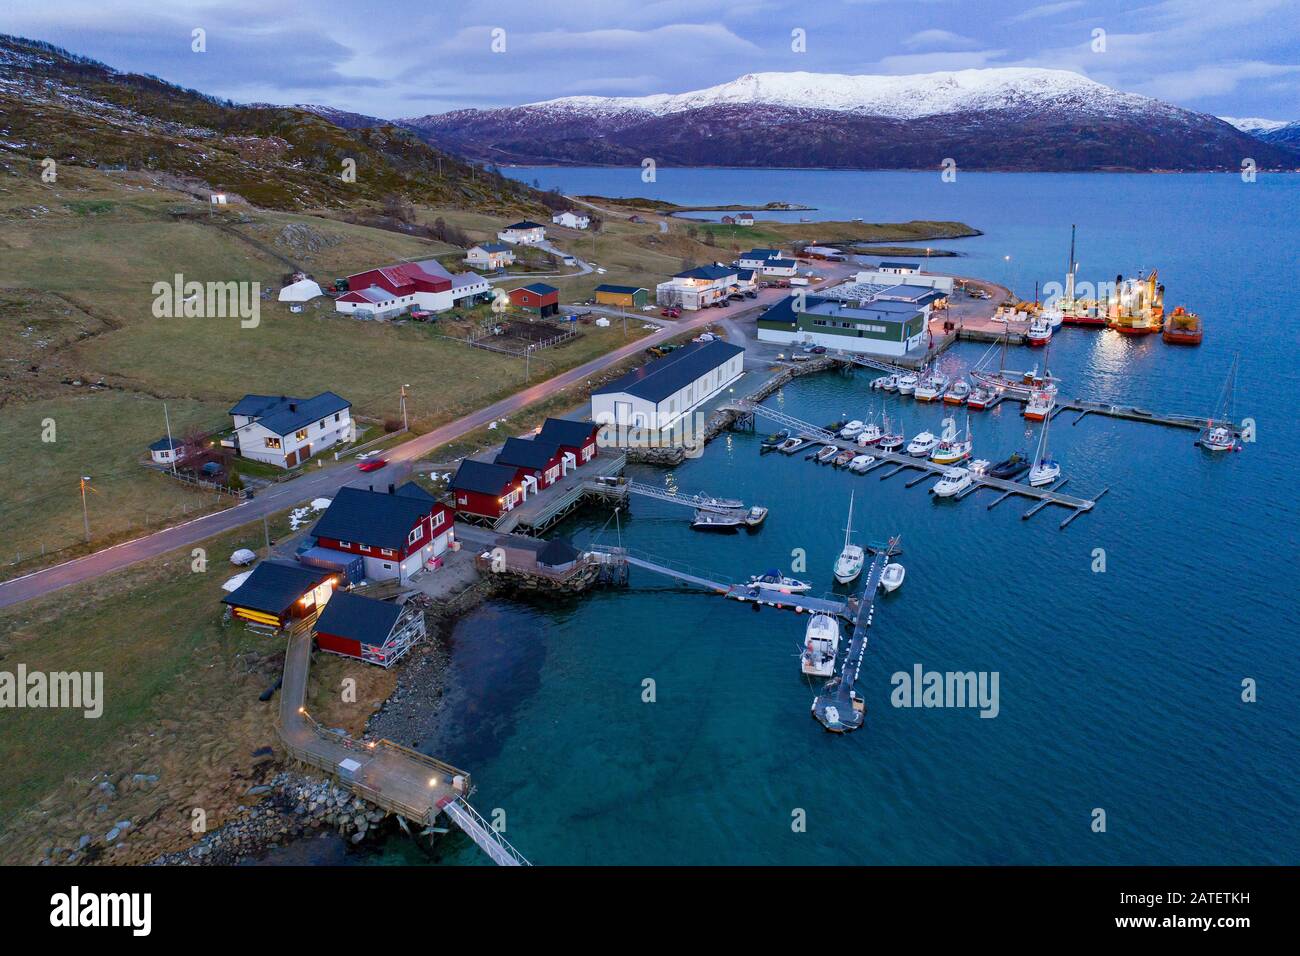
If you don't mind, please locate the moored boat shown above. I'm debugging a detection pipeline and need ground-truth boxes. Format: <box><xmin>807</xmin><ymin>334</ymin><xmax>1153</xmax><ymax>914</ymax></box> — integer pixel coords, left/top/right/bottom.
<box><xmin>748</xmin><ymin>569</ymin><xmax>812</xmax><ymax>594</ymax></box>
<box><xmin>933</xmin><ymin>467</ymin><xmax>973</xmax><ymax>498</ymax></box>
<box><xmin>966</xmin><ymin>384</ymin><xmax>996</xmax><ymax>410</ymax></box>
<box><xmin>743</xmin><ymin>505</ymin><xmax>769</xmax><ymax>527</ymax></box>
<box><xmin>1025</xmin><ymin>315</ymin><xmax>1053</xmax><ymax>347</ymax></box>
<box><xmin>930</xmin><ymin>414</ymin><xmax>972</xmax><ymax>465</ymax></box>
<box><xmin>987</xmin><ymin>450</ymin><xmax>1030</xmax><ymax>479</ymax></box>
<box><xmin>801</xmin><ymin>614</ymin><xmax>841</xmax><ymax>677</ymax></box>
<box><xmin>1023</xmin><ymin>389</ymin><xmax>1055</xmax><ymax>422</ymax></box>
<box><xmin>692</xmin><ymin>509</ymin><xmax>743</xmax><ymax>531</ymax></box>
<box><xmin>880</xmin><ymin>563</ymin><xmax>906</xmax><ymax>593</ymax></box>
<box><xmin>760</xmin><ymin>429</ymin><xmax>791</xmax><ymax>449</ymax></box>
<box><xmin>833</xmin><ymin>492</ymin><xmax>865</xmax><ymax>584</ymax></box>
<box><xmin>896</xmin><ymin>373</ymin><xmax>919</xmax><ymax>396</ymax></box>
<box><xmin>777</xmin><ymin>436</ymin><xmax>804</xmax><ymax>453</ymax></box>
<box><xmin>906</xmin><ymin>430</ymin><xmax>939</xmax><ymax>457</ymax></box>
<box><xmin>872</xmin><ymin>373</ymin><xmax>899</xmax><ymax>392</ymax></box>
<box><xmin>1027</xmin><ymin>412</ymin><xmax>1061</xmax><ymax>487</ymax></box>
<box><xmin>943</xmin><ymin>379</ymin><xmax>971</xmax><ymax>405</ymax></box>
<box><xmin>833</xmin><ymin>449</ymin><xmax>856</xmax><ymax>468</ymax></box>
<box><xmin>815</xmin><ymin>444</ymin><xmax>839</xmax><ymax>463</ymax></box>
<box><xmin>914</xmin><ymin>369</ymin><xmax>949</xmax><ymax>402</ymax></box>
<box><xmin>839</xmin><ymin>420</ymin><xmax>865</xmax><ymax>439</ymax></box>
<box><xmin>1199</xmin><ymin>353</ymin><xmax>1240</xmax><ymax>452</ymax></box>
<box><xmin>1107</xmin><ymin>270</ymin><xmax>1164</xmax><ymax>335</ymax></box>
<box><xmin>1163</xmin><ymin>306</ymin><xmax>1203</xmax><ymax>345</ymax></box>
<box><xmin>856</xmin><ymin>422</ymin><xmax>883</xmax><ymax>446</ymax></box>
<box><xmin>848</xmin><ymin>454</ymin><xmax>875</xmax><ymax>473</ymax></box>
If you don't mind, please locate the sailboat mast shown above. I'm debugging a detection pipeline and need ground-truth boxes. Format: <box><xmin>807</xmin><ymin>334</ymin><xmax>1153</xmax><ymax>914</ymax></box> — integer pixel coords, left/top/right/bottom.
<box><xmin>843</xmin><ymin>491</ymin><xmax>855</xmax><ymax>549</ymax></box>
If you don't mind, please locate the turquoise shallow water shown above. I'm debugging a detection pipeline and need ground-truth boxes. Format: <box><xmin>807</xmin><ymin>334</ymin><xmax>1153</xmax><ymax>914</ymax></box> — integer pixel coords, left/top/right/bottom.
<box><xmin>359</xmin><ymin>171</ymin><xmax>1297</xmax><ymax>865</ymax></box>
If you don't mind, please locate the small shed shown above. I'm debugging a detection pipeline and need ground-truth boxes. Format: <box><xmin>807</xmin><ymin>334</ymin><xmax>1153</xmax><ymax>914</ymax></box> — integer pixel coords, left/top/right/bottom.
<box><xmin>537</xmin><ymin>537</ymin><xmax>580</xmax><ymax>574</ymax></box>
<box><xmin>297</xmin><ymin>546</ymin><xmax>365</xmax><ymax>585</ymax></box>
<box><xmin>594</xmin><ymin>284</ymin><xmax>648</xmax><ymax>308</ymax></box>
<box><xmin>508</xmin><ymin>283</ymin><xmax>560</xmax><ymax>318</ymax></box>
<box><xmin>149</xmin><ymin>435</ymin><xmax>186</xmax><ymax>465</ymax></box>
<box><xmin>313</xmin><ymin>592</ymin><xmax>426</xmax><ymax>667</ymax></box>
<box><xmin>222</xmin><ymin>561</ymin><xmax>338</xmax><ymax>630</ymax></box>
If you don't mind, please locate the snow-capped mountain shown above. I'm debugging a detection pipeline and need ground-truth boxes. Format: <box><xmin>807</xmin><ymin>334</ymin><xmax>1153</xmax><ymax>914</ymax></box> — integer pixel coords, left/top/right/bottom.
<box><xmin>1221</xmin><ymin>116</ymin><xmax>1300</xmax><ymax>149</ymax></box>
<box><xmin>403</xmin><ymin>69</ymin><xmax>1299</xmax><ymax>172</ymax></box>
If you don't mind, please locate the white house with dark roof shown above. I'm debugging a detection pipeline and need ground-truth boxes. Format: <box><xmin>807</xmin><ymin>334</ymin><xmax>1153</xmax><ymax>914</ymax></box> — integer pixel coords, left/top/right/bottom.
<box><xmin>465</xmin><ymin>242</ymin><xmax>515</xmax><ymax>270</ymax></box>
<box><xmin>591</xmin><ymin>339</ymin><xmax>744</xmax><ymax>431</ymax></box>
<box><xmin>736</xmin><ymin>248</ymin><xmax>786</xmax><ymax>271</ymax></box>
<box><xmin>230</xmin><ymin>391</ymin><xmax>354</xmax><ymax>468</ymax></box>
<box><xmin>854</xmin><ymin>262</ymin><xmax>954</xmax><ymax>293</ymax></box>
<box><xmin>148</xmin><ymin>435</ymin><xmax>188</xmax><ymax>466</ymax></box>
<box><xmin>655</xmin><ymin>264</ymin><xmax>740</xmax><ymax>310</ymax></box>
<box><xmin>497</xmin><ymin>221</ymin><xmax>547</xmax><ymax>245</ymax></box>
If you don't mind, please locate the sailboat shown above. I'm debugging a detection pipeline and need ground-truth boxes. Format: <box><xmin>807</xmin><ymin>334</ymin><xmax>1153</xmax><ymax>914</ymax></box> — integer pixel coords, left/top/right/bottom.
<box><xmin>970</xmin><ymin>317</ymin><xmax>1061</xmax><ymax>399</ymax></box>
<box><xmin>1028</xmin><ymin>411</ymin><xmax>1061</xmax><ymax>487</ymax></box>
<box><xmin>1200</xmin><ymin>353</ymin><xmax>1241</xmax><ymax>452</ymax></box>
<box><xmin>833</xmin><ymin>492</ymin><xmax>865</xmax><ymax>584</ymax></box>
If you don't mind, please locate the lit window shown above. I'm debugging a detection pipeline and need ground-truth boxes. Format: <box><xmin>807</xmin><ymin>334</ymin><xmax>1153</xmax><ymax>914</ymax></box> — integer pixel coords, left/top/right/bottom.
<box><xmin>295</xmin><ymin>428</ymin><xmax>308</xmax><ymax>441</ymax></box>
<box><xmin>265</xmin><ymin>437</ymin><xmax>281</xmax><ymax>449</ymax></box>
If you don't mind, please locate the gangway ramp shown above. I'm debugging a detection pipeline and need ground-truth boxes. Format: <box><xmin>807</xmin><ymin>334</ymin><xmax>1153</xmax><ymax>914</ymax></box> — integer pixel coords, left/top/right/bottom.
<box><xmin>442</xmin><ymin>798</ymin><xmax>531</xmax><ymax>866</ymax></box>
<box><xmin>623</xmin><ymin>480</ymin><xmax>756</xmax><ymax>516</ymax></box>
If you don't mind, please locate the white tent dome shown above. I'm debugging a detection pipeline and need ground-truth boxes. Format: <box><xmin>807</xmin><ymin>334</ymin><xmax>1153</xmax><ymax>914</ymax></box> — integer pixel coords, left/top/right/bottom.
<box><xmin>278</xmin><ymin>279</ymin><xmax>323</xmax><ymax>302</ymax></box>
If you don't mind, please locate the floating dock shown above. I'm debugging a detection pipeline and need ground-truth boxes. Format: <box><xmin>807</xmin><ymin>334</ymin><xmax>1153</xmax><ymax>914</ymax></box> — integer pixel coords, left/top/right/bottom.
<box><xmin>811</xmin><ymin>550</ymin><xmax>889</xmax><ymax>734</ymax></box>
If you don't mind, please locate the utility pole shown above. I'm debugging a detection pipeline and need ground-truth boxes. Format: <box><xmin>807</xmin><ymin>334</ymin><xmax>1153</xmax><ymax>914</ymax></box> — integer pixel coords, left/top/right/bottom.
<box><xmin>400</xmin><ymin>384</ymin><xmax>410</xmax><ymax>430</ymax></box>
<box><xmin>263</xmin><ymin>514</ymin><xmax>271</xmax><ymax>556</ymax></box>
<box><xmin>79</xmin><ymin>476</ymin><xmax>92</xmax><ymax>542</ymax></box>
<box><xmin>162</xmin><ymin>401</ymin><xmax>176</xmax><ymax>474</ymax></box>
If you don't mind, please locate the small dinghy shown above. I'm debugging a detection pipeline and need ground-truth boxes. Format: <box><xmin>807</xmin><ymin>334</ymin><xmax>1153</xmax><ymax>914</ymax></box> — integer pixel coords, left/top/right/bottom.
<box><xmin>760</xmin><ymin>429</ymin><xmax>790</xmax><ymax>449</ymax></box>
<box><xmin>815</xmin><ymin>444</ymin><xmax>840</xmax><ymax>463</ymax></box>
<box><xmin>879</xmin><ymin>563</ymin><xmax>906</xmax><ymax>593</ymax></box>
<box><xmin>777</xmin><ymin>436</ymin><xmax>804</xmax><ymax>453</ymax></box>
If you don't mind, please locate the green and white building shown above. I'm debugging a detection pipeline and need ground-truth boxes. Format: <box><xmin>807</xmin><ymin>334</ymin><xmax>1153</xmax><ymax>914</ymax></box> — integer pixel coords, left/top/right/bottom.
<box><xmin>757</xmin><ymin>293</ymin><xmax>931</xmax><ymax>358</ymax></box>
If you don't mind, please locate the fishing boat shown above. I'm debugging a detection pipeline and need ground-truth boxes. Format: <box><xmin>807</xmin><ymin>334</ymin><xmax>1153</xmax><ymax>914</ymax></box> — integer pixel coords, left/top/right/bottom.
<box><xmin>815</xmin><ymin>444</ymin><xmax>839</xmax><ymax>463</ymax></box>
<box><xmin>801</xmin><ymin>614</ymin><xmax>841</xmax><ymax>677</ymax></box>
<box><xmin>833</xmin><ymin>492</ymin><xmax>865</xmax><ymax>584</ymax></box>
<box><xmin>1027</xmin><ymin>413</ymin><xmax>1061</xmax><ymax>487</ymax></box>
<box><xmin>933</xmin><ymin>467</ymin><xmax>972</xmax><ymax>498</ymax></box>
<box><xmin>833</xmin><ymin>449</ymin><xmax>856</xmax><ymax>468</ymax></box>
<box><xmin>896</xmin><ymin>372</ymin><xmax>919</xmax><ymax>396</ymax></box>
<box><xmin>879</xmin><ymin>563</ymin><xmax>906</xmax><ymax>593</ymax></box>
<box><xmin>839</xmin><ymin>420</ymin><xmax>865</xmax><ymax>439</ymax></box>
<box><xmin>1023</xmin><ymin>389</ymin><xmax>1055</xmax><ymax>422</ymax></box>
<box><xmin>906</xmin><ymin>430</ymin><xmax>939</xmax><ymax>457</ymax></box>
<box><xmin>760</xmin><ymin>429</ymin><xmax>790</xmax><ymax>449</ymax></box>
<box><xmin>914</xmin><ymin>369</ymin><xmax>949</xmax><ymax>402</ymax></box>
<box><xmin>743</xmin><ymin>505</ymin><xmax>769</xmax><ymax>527</ymax></box>
<box><xmin>872</xmin><ymin>373</ymin><xmax>899</xmax><ymax>392</ymax></box>
<box><xmin>848</xmin><ymin>454</ymin><xmax>875</xmax><ymax>473</ymax></box>
<box><xmin>1199</xmin><ymin>353</ymin><xmax>1240</xmax><ymax>452</ymax></box>
<box><xmin>1025</xmin><ymin>315</ymin><xmax>1053</xmax><ymax>347</ymax></box>
<box><xmin>747</xmin><ymin>570</ymin><xmax>812</xmax><ymax>594</ymax></box>
<box><xmin>692</xmin><ymin>510</ymin><xmax>743</xmax><ymax>531</ymax></box>
<box><xmin>856</xmin><ymin>422</ymin><xmax>883</xmax><ymax>446</ymax></box>
<box><xmin>1163</xmin><ymin>306</ymin><xmax>1203</xmax><ymax>345</ymax></box>
<box><xmin>1107</xmin><ymin>270</ymin><xmax>1164</xmax><ymax>335</ymax></box>
<box><xmin>777</xmin><ymin>436</ymin><xmax>804</xmax><ymax>453</ymax></box>
<box><xmin>944</xmin><ymin>379</ymin><xmax>971</xmax><ymax>405</ymax></box>
<box><xmin>967</xmin><ymin>384</ymin><xmax>996</xmax><ymax>410</ymax></box>
<box><xmin>930</xmin><ymin>415</ymin><xmax>972</xmax><ymax>465</ymax></box>
<box><xmin>987</xmin><ymin>450</ymin><xmax>1030</xmax><ymax>479</ymax></box>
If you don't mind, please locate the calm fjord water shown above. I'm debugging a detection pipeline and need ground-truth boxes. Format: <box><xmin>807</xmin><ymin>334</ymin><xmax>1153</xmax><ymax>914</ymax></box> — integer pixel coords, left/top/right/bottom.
<box><xmin>385</xmin><ymin>171</ymin><xmax>1297</xmax><ymax>865</ymax></box>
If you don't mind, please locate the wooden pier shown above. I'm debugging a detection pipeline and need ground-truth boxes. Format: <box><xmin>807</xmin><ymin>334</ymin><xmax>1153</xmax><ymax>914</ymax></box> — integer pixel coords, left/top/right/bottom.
<box><xmin>733</xmin><ymin>401</ymin><xmax>1102</xmax><ymax>527</ymax></box>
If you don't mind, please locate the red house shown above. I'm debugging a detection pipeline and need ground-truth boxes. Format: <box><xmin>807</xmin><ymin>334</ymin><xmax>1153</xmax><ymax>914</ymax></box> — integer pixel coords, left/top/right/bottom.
<box><xmin>313</xmin><ymin>592</ymin><xmax>426</xmax><ymax>668</ymax></box>
<box><xmin>495</xmin><ymin>437</ymin><xmax>565</xmax><ymax>489</ymax></box>
<box><xmin>450</xmin><ymin>459</ymin><xmax>526</xmax><ymax>520</ymax></box>
<box><xmin>310</xmin><ymin>482</ymin><xmax>453</xmax><ymax>583</ymax></box>
<box><xmin>538</xmin><ymin>417</ymin><xmax>599</xmax><ymax>465</ymax></box>
<box><xmin>508</xmin><ymin>282</ymin><xmax>560</xmax><ymax>318</ymax></box>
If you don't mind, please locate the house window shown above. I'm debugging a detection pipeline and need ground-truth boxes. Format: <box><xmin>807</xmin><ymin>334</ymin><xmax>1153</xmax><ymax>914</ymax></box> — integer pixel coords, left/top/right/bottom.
<box><xmin>318</xmin><ymin>419</ymin><xmax>327</xmax><ymax>430</ymax></box>
<box><xmin>295</xmin><ymin>428</ymin><xmax>308</xmax><ymax>441</ymax></box>
<box><xmin>265</xmin><ymin>437</ymin><xmax>281</xmax><ymax>449</ymax></box>
<box><xmin>334</xmin><ymin>413</ymin><xmax>341</xmax><ymax>423</ymax></box>
<box><xmin>360</xmin><ymin>545</ymin><xmax>371</xmax><ymax>552</ymax></box>
<box><xmin>408</xmin><ymin>528</ymin><xmax>421</xmax><ymax>546</ymax></box>
<box><xmin>381</xmin><ymin>549</ymin><xmax>394</xmax><ymax>557</ymax></box>
<box><xmin>431</xmin><ymin>511</ymin><xmax>445</xmax><ymax>529</ymax></box>
<box><xmin>338</xmin><ymin>541</ymin><xmax>351</xmax><ymax>549</ymax></box>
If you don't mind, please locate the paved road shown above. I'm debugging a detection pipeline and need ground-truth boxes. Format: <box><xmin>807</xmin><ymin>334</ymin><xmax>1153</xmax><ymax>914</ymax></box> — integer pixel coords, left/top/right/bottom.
<box><xmin>0</xmin><ymin>308</ymin><xmax>729</xmax><ymax>610</ymax></box>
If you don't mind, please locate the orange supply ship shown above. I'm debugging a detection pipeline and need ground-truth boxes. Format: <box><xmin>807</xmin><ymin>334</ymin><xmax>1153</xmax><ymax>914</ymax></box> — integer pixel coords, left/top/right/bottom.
<box><xmin>1107</xmin><ymin>270</ymin><xmax>1164</xmax><ymax>335</ymax></box>
<box><xmin>1162</xmin><ymin>306</ymin><xmax>1203</xmax><ymax>345</ymax></box>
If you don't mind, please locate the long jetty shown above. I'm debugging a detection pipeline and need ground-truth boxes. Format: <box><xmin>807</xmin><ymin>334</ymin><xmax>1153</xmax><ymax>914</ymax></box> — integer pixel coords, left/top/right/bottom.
<box><xmin>731</xmin><ymin>401</ymin><xmax>1103</xmax><ymax>529</ymax></box>
<box><xmin>811</xmin><ymin>550</ymin><xmax>889</xmax><ymax>734</ymax></box>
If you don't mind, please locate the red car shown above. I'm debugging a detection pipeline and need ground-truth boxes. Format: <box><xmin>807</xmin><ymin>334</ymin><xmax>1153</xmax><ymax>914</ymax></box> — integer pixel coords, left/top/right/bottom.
<box><xmin>356</xmin><ymin>457</ymin><xmax>388</xmax><ymax>472</ymax></box>
<box><xmin>660</xmin><ymin>307</ymin><xmax>681</xmax><ymax>318</ymax></box>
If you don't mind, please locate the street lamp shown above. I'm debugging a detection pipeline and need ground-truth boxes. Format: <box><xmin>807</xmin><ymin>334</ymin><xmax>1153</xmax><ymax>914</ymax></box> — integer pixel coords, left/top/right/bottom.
<box><xmin>79</xmin><ymin>476</ymin><xmax>92</xmax><ymax>542</ymax></box>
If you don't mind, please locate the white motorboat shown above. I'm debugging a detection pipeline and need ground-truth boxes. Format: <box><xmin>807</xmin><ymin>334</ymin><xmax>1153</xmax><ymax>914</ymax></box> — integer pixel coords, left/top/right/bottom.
<box><xmin>968</xmin><ymin>458</ymin><xmax>991</xmax><ymax>476</ymax></box>
<box><xmin>943</xmin><ymin>379</ymin><xmax>971</xmax><ymax>405</ymax></box>
<box><xmin>906</xmin><ymin>430</ymin><xmax>939</xmax><ymax>457</ymax></box>
<box><xmin>777</xmin><ymin>436</ymin><xmax>804</xmax><ymax>453</ymax></box>
<box><xmin>848</xmin><ymin>454</ymin><xmax>875</xmax><ymax>473</ymax></box>
<box><xmin>801</xmin><ymin>614</ymin><xmax>841</xmax><ymax>678</ymax></box>
<box><xmin>856</xmin><ymin>422</ymin><xmax>883</xmax><ymax>446</ymax></box>
<box><xmin>839</xmin><ymin>420</ymin><xmax>865</xmax><ymax>439</ymax></box>
<box><xmin>1027</xmin><ymin>411</ymin><xmax>1061</xmax><ymax>487</ymax></box>
<box><xmin>930</xmin><ymin>415</ymin><xmax>972</xmax><ymax>465</ymax></box>
<box><xmin>933</xmin><ymin>467</ymin><xmax>973</xmax><ymax>498</ymax></box>
<box><xmin>872</xmin><ymin>373</ymin><xmax>899</xmax><ymax>392</ymax></box>
<box><xmin>747</xmin><ymin>570</ymin><xmax>812</xmax><ymax>594</ymax></box>
<box><xmin>880</xmin><ymin>563</ymin><xmax>906</xmax><ymax>593</ymax></box>
<box><xmin>815</xmin><ymin>444</ymin><xmax>839</xmax><ymax>463</ymax></box>
<box><xmin>692</xmin><ymin>510</ymin><xmax>744</xmax><ymax>531</ymax></box>
<box><xmin>896</xmin><ymin>373</ymin><xmax>919</xmax><ymax>396</ymax></box>
<box><xmin>833</xmin><ymin>492</ymin><xmax>865</xmax><ymax>584</ymax></box>
<box><xmin>914</xmin><ymin>370</ymin><xmax>950</xmax><ymax>402</ymax></box>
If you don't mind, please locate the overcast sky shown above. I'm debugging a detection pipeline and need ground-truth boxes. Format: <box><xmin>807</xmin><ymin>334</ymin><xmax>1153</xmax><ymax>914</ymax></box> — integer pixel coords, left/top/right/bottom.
<box><xmin>6</xmin><ymin>0</ymin><xmax>1298</xmax><ymax>119</ymax></box>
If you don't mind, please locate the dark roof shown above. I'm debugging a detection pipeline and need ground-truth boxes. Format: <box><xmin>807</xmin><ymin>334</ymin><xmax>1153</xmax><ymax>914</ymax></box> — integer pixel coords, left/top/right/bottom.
<box><xmin>495</xmin><ymin>437</ymin><xmax>562</xmax><ymax>471</ymax></box>
<box><xmin>537</xmin><ymin>537</ymin><xmax>580</xmax><ymax>567</ymax></box>
<box><xmin>878</xmin><ymin>261</ymin><xmax>920</xmax><ymax>270</ymax></box>
<box><xmin>314</xmin><ymin>592</ymin><xmax>402</xmax><ymax>646</ymax></box>
<box><xmin>593</xmin><ymin>339</ymin><xmax>744</xmax><ymax>403</ymax></box>
<box><xmin>765</xmin><ymin>258</ymin><xmax>797</xmax><ymax>268</ymax></box>
<box><xmin>222</xmin><ymin>561</ymin><xmax>334</xmax><ymax>614</ymax></box>
<box><xmin>230</xmin><ymin>392</ymin><xmax>351</xmax><ymax>437</ymax></box>
<box><xmin>473</xmin><ymin>242</ymin><xmax>511</xmax><ymax>252</ymax></box>
<box><xmin>740</xmin><ymin>248</ymin><xmax>779</xmax><ymax>259</ymax></box>
<box><xmin>594</xmin><ymin>284</ymin><xmax>647</xmax><ymax>295</ymax></box>
<box><xmin>395</xmin><ymin>482</ymin><xmax>436</xmax><ymax>502</ymax></box>
<box><xmin>451</xmin><ymin>459</ymin><xmax>520</xmax><ymax>495</ymax></box>
<box><xmin>736</xmin><ymin>269</ymin><xmax>755</xmax><ymax>280</ymax></box>
<box><xmin>311</xmin><ymin>483</ymin><xmax>437</xmax><ymax>551</ymax></box>
<box><xmin>514</xmin><ymin>282</ymin><xmax>557</xmax><ymax>296</ymax></box>
<box><xmin>758</xmin><ymin>294</ymin><xmax>824</xmax><ymax>329</ymax></box>
<box><xmin>149</xmin><ymin>435</ymin><xmax>182</xmax><ymax>451</ymax></box>
<box><xmin>505</xmin><ymin>220</ymin><xmax>546</xmax><ymax>230</ymax></box>
<box><xmin>538</xmin><ymin>417</ymin><xmax>597</xmax><ymax>449</ymax></box>
<box><xmin>674</xmin><ymin>265</ymin><xmax>738</xmax><ymax>280</ymax></box>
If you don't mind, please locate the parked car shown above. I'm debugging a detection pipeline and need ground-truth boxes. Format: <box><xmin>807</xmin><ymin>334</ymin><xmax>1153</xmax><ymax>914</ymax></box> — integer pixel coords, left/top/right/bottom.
<box><xmin>727</xmin><ymin>292</ymin><xmax>744</xmax><ymax>301</ymax></box>
<box><xmin>809</xmin><ymin>346</ymin><xmax>827</xmax><ymax>354</ymax></box>
<box><xmin>660</xmin><ymin>307</ymin><xmax>681</xmax><ymax>318</ymax></box>
<box><xmin>744</xmin><ymin>290</ymin><xmax>758</xmax><ymax>298</ymax></box>
<box><xmin>357</xmin><ymin>457</ymin><xmax>388</xmax><ymax>472</ymax></box>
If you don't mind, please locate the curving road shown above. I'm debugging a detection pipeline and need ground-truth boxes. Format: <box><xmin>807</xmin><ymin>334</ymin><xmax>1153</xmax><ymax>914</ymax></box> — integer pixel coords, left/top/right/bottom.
<box><xmin>0</xmin><ymin>308</ymin><xmax>726</xmax><ymax>610</ymax></box>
